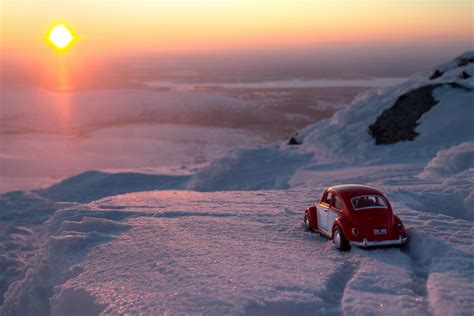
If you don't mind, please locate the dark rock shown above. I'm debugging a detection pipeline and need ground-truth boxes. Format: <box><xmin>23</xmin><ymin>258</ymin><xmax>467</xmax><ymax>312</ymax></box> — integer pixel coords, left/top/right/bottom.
<box><xmin>288</xmin><ymin>136</ymin><xmax>301</xmax><ymax>145</ymax></box>
<box><xmin>429</xmin><ymin>69</ymin><xmax>444</xmax><ymax>80</ymax></box>
<box><xmin>457</xmin><ymin>57</ymin><xmax>474</xmax><ymax>67</ymax></box>
<box><xmin>460</xmin><ymin>71</ymin><xmax>471</xmax><ymax>79</ymax></box>
<box><xmin>368</xmin><ymin>83</ymin><xmax>472</xmax><ymax>145</ymax></box>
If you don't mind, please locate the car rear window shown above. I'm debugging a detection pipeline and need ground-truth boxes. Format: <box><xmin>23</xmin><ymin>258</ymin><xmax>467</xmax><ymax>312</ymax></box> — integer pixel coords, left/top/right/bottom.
<box><xmin>351</xmin><ymin>195</ymin><xmax>387</xmax><ymax>210</ymax></box>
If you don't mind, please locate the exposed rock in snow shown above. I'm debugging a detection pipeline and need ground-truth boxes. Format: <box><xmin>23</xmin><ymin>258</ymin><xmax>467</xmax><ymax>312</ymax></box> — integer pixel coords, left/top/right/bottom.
<box><xmin>287</xmin><ymin>136</ymin><xmax>301</xmax><ymax>145</ymax></box>
<box><xmin>429</xmin><ymin>51</ymin><xmax>474</xmax><ymax>80</ymax></box>
<box><xmin>460</xmin><ymin>70</ymin><xmax>471</xmax><ymax>79</ymax></box>
<box><xmin>369</xmin><ymin>84</ymin><xmax>440</xmax><ymax>144</ymax></box>
<box><xmin>368</xmin><ymin>83</ymin><xmax>471</xmax><ymax>145</ymax></box>
<box><xmin>287</xmin><ymin>133</ymin><xmax>302</xmax><ymax>145</ymax></box>
<box><xmin>429</xmin><ymin>69</ymin><xmax>444</xmax><ymax>80</ymax></box>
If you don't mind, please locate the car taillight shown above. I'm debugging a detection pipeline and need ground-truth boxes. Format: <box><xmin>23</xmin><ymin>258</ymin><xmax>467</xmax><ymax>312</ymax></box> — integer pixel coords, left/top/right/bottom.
<box><xmin>397</xmin><ymin>223</ymin><xmax>404</xmax><ymax>233</ymax></box>
<box><xmin>352</xmin><ymin>228</ymin><xmax>359</xmax><ymax>236</ymax></box>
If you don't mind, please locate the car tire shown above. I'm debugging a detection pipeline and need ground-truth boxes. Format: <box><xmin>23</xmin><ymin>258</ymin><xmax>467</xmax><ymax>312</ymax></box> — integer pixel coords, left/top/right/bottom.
<box><xmin>333</xmin><ymin>226</ymin><xmax>350</xmax><ymax>251</ymax></box>
<box><xmin>304</xmin><ymin>211</ymin><xmax>311</xmax><ymax>231</ymax></box>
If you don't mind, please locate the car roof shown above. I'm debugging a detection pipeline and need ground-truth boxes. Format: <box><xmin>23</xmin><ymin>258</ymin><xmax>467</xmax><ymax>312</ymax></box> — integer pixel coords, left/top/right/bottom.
<box><xmin>328</xmin><ymin>184</ymin><xmax>385</xmax><ymax>201</ymax></box>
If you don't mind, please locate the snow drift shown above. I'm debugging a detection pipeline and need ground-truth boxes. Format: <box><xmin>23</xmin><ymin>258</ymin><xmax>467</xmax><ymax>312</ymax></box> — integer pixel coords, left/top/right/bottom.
<box><xmin>420</xmin><ymin>141</ymin><xmax>474</xmax><ymax>179</ymax></box>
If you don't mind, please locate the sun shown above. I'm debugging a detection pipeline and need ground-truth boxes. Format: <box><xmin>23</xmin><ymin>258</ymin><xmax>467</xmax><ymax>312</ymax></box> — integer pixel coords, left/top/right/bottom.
<box><xmin>48</xmin><ymin>24</ymin><xmax>75</xmax><ymax>50</ymax></box>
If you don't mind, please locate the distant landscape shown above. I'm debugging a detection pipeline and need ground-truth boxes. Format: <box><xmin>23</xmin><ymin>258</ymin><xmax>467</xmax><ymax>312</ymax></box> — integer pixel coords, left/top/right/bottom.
<box><xmin>1</xmin><ymin>1</ymin><xmax>473</xmax><ymax>314</ymax></box>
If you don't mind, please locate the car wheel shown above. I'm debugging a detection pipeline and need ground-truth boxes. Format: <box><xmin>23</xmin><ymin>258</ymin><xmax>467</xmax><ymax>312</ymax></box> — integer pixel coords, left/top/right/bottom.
<box><xmin>304</xmin><ymin>211</ymin><xmax>311</xmax><ymax>231</ymax></box>
<box><xmin>333</xmin><ymin>226</ymin><xmax>350</xmax><ymax>251</ymax></box>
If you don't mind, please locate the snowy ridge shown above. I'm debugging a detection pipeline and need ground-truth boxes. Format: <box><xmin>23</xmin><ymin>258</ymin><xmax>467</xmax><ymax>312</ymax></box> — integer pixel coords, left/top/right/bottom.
<box><xmin>1</xmin><ymin>52</ymin><xmax>473</xmax><ymax>315</ymax></box>
<box><xmin>38</xmin><ymin>170</ymin><xmax>190</xmax><ymax>203</ymax></box>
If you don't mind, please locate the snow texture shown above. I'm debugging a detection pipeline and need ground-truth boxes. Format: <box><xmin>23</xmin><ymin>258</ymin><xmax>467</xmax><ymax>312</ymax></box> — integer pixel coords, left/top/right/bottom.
<box><xmin>1</xmin><ymin>189</ymin><xmax>473</xmax><ymax>315</ymax></box>
<box><xmin>420</xmin><ymin>141</ymin><xmax>474</xmax><ymax>178</ymax></box>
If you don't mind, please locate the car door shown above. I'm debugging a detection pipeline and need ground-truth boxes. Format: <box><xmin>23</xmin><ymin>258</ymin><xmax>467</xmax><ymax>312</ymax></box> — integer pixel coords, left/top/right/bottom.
<box><xmin>328</xmin><ymin>194</ymin><xmax>343</xmax><ymax>236</ymax></box>
<box><xmin>317</xmin><ymin>192</ymin><xmax>332</xmax><ymax>232</ymax></box>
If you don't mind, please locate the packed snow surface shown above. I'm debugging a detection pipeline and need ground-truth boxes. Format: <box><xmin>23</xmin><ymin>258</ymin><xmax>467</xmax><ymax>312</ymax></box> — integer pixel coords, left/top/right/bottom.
<box><xmin>1</xmin><ymin>52</ymin><xmax>473</xmax><ymax>315</ymax></box>
<box><xmin>2</xmin><ymin>188</ymin><xmax>473</xmax><ymax>315</ymax></box>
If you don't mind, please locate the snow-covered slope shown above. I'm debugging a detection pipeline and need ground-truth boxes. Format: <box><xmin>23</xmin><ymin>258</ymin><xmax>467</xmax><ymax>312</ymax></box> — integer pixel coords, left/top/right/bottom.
<box><xmin>1</xmin><ymin>52</ymin><xmax>473</xmax><ymax>315</ymax></box>
<box><xmin>189</xmin><ymin>51</ymin><xmax>474</xmax><ymax>192</ymax></box>
<box><xmin>2</xmin><ymin>189</ymin><xmax>473</xmax><ymax>315</ymax></box>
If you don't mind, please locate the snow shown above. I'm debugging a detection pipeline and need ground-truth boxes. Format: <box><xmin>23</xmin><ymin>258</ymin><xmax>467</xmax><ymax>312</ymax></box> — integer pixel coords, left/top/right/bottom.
<box><xmin>1</xmin><ymin>51</ymin><xmax>474</xmax><ymax>315</ymax></box>
<box><xmin>189</xmin><ymin>146</ymin><xmax>312</xmax><ymax>191</ymax></box>
<box><xmin>295</xmin><ymin>79</ymin><xmax>473</xmax><ymax>164</ymax></box>
<box><xmin>2</xmin><ymin>189</ymin><xmax>473</xmax><ymax>315</ymax></box>
<box><xmin>420</xmin><ymin>141</ymin><xmax>474</xmax><ymax>178</ymax></box>
<box><xmin>39</xmin><ymin>170</ymin><xmax>191</xmax><ymax>203</ymax></box>
<box><xmin>59</xmin><ymin>217</ymin><xmax>130</xmax><ymax>234</ymax></box>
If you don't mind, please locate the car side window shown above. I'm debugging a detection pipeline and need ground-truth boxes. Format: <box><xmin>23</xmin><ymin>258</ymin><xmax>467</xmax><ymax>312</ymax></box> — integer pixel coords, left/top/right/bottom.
<box><xmin>332</xmin><ymin>195</ymin><xmax>343</xmax><ymax>210</ymax></box>
<box><xmin>323</xmin><ymin>192</ymin><xmax>332</xmax><ymax>205</ymax></box>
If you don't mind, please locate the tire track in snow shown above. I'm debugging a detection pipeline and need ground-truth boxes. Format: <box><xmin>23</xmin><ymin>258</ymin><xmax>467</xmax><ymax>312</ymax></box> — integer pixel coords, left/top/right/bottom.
<box><xmin>339</xmin><ymin>247</ymin><xmax>433</xmax><ymax>315</ymax></box>
<box><xmin>318</xmin><ymin>260</ymin><xmax>358</xmax><ymax>315</ymax></box>
<box><xmin>400</xmin><ymin>233</ymin><xmax>431</xmax><ymax>315</ymax></box>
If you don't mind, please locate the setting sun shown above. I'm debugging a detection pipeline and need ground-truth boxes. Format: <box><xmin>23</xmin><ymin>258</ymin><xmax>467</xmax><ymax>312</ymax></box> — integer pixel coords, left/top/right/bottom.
<box><xmin>48</xmin><ymin>24</ymin><xmax>75</xmax><ymax>50</ymax></box>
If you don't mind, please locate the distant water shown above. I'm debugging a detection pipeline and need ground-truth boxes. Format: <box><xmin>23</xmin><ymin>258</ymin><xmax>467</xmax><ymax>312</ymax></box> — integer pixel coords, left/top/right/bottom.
<box><xmin>0</xmin><ymin>81</ymin><xmax>387</xmax><ymax>193</ymax></box>
<box><xmin>145</xmin><ymin>77</ymin><xmax>407</xmax><ymax>90</ymax></box>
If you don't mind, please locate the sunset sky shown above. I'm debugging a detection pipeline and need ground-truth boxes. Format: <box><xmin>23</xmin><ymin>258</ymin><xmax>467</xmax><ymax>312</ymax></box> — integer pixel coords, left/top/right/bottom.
<box><xmin>1</xmin><ymin>0</ymin><xmax>472</xmax><ymax>88</ymax></box>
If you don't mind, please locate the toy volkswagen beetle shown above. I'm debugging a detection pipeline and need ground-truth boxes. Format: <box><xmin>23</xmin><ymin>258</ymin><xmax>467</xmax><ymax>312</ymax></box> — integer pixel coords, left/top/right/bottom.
<box><xmin>304</xmin><ymin>184</ymin><xmax>407</xmax><ymax>251</ymax></box>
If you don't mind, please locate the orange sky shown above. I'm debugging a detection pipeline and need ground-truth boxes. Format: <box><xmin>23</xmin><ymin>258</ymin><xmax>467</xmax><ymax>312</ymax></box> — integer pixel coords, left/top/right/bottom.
<box><xmin>1</xmin><ymin>0</ymin><xmax>472</xmax><ymax>89</ymax></box>
<box><xmin>2</xmin><ymin>0</ymin><xmax>472</xmax><ymax>55</ymax></box>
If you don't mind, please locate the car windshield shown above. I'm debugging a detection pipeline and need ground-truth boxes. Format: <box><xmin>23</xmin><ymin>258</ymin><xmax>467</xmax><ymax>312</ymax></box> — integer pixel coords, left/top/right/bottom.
<box><xmin>351</xmin><ymin>195</ymin><xmax>387</xmax><ymax>210</ymax></box>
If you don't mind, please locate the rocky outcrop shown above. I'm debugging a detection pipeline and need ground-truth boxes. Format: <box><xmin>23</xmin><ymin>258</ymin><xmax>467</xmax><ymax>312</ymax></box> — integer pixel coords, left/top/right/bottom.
<box><xmin>429</xmin><ymin>70</ymin><xmax>444</xmax><ymax>80</ymax></box>
<box><xmin>429</xmin><ymin>55</ymin><xmax>474</xmax><ymax>81</ymax></box>
<box><xmin>288</xmin><ymin>133</ymin><xmax>302</xmax><ymax>145</ymax></box>
<box><xmin>460</xmin><ymin>71</ymin><xmax>471</xmax><ymax>80</ymax></box>
<box><xmin>369</xmin><ymin>83</ymin><xmax>471</xmax><ymax>145</ymax></box>
<box><xmin>457</xmin><ymin>56</ymin><xmax>474</xmax><ymax>67</ymax></box>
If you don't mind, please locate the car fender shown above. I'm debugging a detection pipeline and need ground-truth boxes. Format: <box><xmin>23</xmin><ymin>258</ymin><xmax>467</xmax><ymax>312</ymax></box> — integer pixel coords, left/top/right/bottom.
<box><xmin>306</xmin><ymin>206</ymin><xmax>318</xmax><ymax>230</ymax></box>
<box><xmin>393</xmin><ymin>215</ymin><xmax>403</xmax><ymax>224</ymax></box>
<box><xmin>332</xmin><ymin>216</ymin><xmax>353</xmax><ymax>239</ymax></box>
<box><xmin>392</xmin><ymin>214</ymin><xmax>407</xmax><ymax>237</ymax></box>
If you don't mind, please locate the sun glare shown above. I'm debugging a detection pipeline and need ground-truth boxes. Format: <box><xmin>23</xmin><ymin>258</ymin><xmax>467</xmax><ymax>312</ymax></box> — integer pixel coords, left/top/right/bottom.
<box><xmin>48</xmin><ymin>24</ymin><xmax>75</xmax><ymax>50</ymax></box>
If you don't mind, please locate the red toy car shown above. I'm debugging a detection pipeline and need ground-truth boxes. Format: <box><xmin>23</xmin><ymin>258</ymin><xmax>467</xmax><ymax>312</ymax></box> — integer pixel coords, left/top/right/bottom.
<box><xmin>304</xmin><ymin>184</ymin><xmax>407</xmax><ymax>250</ymax></box>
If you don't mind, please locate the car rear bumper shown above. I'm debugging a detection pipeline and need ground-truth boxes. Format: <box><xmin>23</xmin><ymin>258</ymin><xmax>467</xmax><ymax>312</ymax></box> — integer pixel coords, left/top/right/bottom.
<box><xmin>351</xmin><ymin>236</ymin><xmax>408</xmax><ymax>247</ymax></box>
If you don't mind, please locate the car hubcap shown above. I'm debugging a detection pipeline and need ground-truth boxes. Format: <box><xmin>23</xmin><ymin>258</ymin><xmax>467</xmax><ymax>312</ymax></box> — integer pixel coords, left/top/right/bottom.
<box><xmin>334</xmin><ymin>230</ymin><xmax>341</xmax><ymax>248</ymax></box>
